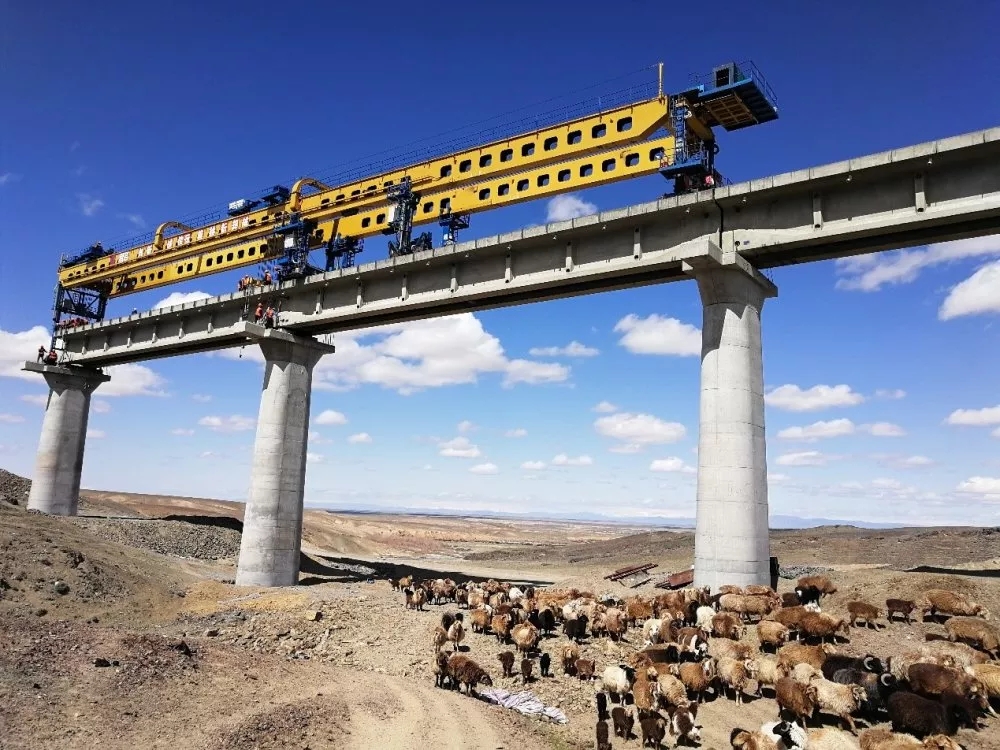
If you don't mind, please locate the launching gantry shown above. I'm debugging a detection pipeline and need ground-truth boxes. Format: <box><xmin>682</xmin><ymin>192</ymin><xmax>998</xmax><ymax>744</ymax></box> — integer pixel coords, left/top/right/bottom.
<box><xmin>50</xmin><ymin>61</ymin><xmax>778</xmax><ymax>335</ymax></box>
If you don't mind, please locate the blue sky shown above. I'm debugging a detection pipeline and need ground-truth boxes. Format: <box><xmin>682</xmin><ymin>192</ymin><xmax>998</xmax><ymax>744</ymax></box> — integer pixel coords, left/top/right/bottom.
<box><xmin>2</xmin><ymin>1</ymin><xmax>999</xmax><ymax>525</ymax></box>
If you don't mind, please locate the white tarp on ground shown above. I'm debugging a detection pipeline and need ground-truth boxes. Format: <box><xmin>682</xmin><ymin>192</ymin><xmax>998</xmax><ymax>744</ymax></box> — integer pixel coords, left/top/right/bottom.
<box><xmin>477</xmin><ymin>687</ymin><xmax>568</xmax><ymax>724</ymax></box>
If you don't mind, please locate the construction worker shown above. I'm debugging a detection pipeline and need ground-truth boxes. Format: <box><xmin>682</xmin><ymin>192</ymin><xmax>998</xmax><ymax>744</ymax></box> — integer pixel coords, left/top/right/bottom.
<box><xmin>37</xmin><ymin>345</ymin><xmax>46</xmax><ymax>362</ymax></box>
<box><xmin>263</xmin><ymin>269</ymin><xmax>272</xmax><ymax>285</ymax></box>
<box><xmin>45</xmin><ymin>348</ymin><xmax>58</xmax><ymax>365</ymax></box>
<box><xmin>264</xmin><ymin>306</ymin><xmax>275</xmax><ymax>329</ymax></box>
<box><xmin>254</xmin><ymin>302</ymin><xmax>263</xmax><ymax>323</ymax></box>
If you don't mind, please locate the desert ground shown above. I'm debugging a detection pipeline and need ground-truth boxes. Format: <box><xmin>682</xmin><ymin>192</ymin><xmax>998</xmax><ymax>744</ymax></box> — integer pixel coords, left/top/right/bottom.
<box><xmin>1</xmin><ymin>467</ymin><xmax>999</xmax><ymax>749</ymax></box>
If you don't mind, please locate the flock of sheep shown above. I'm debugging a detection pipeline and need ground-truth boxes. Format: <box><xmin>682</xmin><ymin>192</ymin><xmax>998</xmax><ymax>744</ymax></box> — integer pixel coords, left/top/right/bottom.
<box><xmin>391</xmin><ymin>573</ymin><xmax>1000</xmax><ymax>749</ymax></box>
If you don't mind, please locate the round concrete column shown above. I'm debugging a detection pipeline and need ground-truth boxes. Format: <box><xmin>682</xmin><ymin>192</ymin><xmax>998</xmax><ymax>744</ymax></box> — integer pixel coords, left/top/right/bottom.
<box><xmin>692</xmin><ymin>264</ymin><xmax>775</xmax><ymax>592</ymax></box>
<box><xmin>26</xmin><ymin>365</ymin><xmax>110</xmax><ymax>516</ymax></box>
<box><xmin>236</xmin><ymin>333</ymin><xmax>333</xmax><ymax>587</ymax></box>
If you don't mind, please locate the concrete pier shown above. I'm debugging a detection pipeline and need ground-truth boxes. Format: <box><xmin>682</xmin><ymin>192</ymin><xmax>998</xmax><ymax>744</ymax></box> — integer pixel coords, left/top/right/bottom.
<box><xmin>684</xmin><ymin>252</ymin><xmax>777</xmax><ymax>592</ymax></box>
<box><xmin>23</xmin><ymin>362</ymin><xmax>110</xmax><ymax>516</ymax></box>
<box><xmin>235</xmin><ymin>328</ymin><xmax>334</xmax><ymax>587</ymax></box>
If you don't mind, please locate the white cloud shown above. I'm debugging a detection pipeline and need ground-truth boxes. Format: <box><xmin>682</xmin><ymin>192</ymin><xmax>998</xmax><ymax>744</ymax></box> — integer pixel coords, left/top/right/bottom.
<box><xmin>101</xmin><ymin>364</ymin><xmax>167</xmax><ymax>397</ymax></box>
<box><xmin>592</xmin><ymin>401</ymin><xmax>618</xmax><ymax>413</ymax></box>
<box><xmin>609</xmin><ymin>443</ymin><xmax>643</xmax><ymax>454</ymax></box>
<box><xmin>502</xmin><ymin>359</ymin><xmax>569</xmax><ymax>388</ymax></box>
<box><xmin>956</xmin><ymin>476</ymin><xmax>1000</xmax><ymax>500</ymax></box>
<box><xmin>551</xmin><ymin>454</ymin><xmax>593</xmax><ymax>466</ymax></box>
<box><xmin>945</xmin><ymin>404</ymin><xmax>1000</xmax><ymax>426</ymax></box>
<box><xmin>994</xmin><ymin>427</ymin><xmax>1000</xmax><ymax>439</ymax></box>
<box><xmin>118</xmin><ymin>213</ymin><xmax>146</xmax><ymax>229</ymax></box>
<box><xmin>200</xmin><ymin>451</ymin><xmax>218</xmax><ymax>459</ymax></box>
<box><xmin>875</xmin><ymin>389</ymin><xmax>906</xmax><ymax>400</ymax></box>
<box><xmin>86</xmin><ymin>429</ymin><xmax>105</xmax><ymax>439</ymax></box>
<box><xmin>866</xmin><ymin>422</ymin><xmax>906</xmax><ymax>437</ymax></box>
<box><xmin>192</xmin><ymin>394</ymin><xmax>212</xmax><ymax>403</ymax></box>
<box><xmin>777</xmin><ymin>419</ymin><xmax>855</xmax><ymax>441</ymax></box>
<box><xmin>457</xmin><ymin>420</ymin><xmax>476</xmax><ymax>434</ymax></box>
<box><xmin>0</xmin><ymin>413</ymin><xmax>24</xmax><ymax>424</ymax></box>
<box><xmin>153</xmin><ymin>291</ymin><xmax>212</xmax><ymax>310</ymax></box>
<box><xmin>546</xmin><ymin>194</ymin><xmax>597</xmax><ymax>222</ymax></box>
<box><xmin>504</xmin><ymin>428</ymin><xmax>527</xmax><ymax>438</ymax></box>
<box><xmin>528</xmin><ymin>341</ymin><xmax>599</xmax><ymax>358</ymax></box>
<box><xmin>880</xmin><ymin>454</ymin><xmax>933</xmax><ymax>469</ymax></box>
<box><xmin>768</xmin><ymin>473</ymin><xmax>790</xmax><ymax>483</ymax></box>
<box><xmin>594</xmin><ymin>412</ymin><xmax>686</xmax><ymax>445</ymax></box>
<box><xmin>438</xmin><ymin>436</ymin><xmax>481</xmax><ymax>458</ymax></box>
<box><xmin>834</xmin><ymin>235</ymin><xmax>1000</xmax><ymax>292</ymax></box>
<box><xmin>20</xmin><ymin>394</ymin><xmax>47</xmax><ymax>407</ymax></box>
<box><xmin>77</xmin><ymin>193</ymin><xmax>104</xmax><ymax>216</ymax></box>
<box><xmin>649</xmin><ymin>457</ymin><xmax>696</xmax><ymax>474</ymax></box>
<box><xmin>776</xmin><ymin>450</ymin><xmax>834</xmax><ymax>467</ymax></box>
<box><xmin>520</xmin><ymin>460</ymin><xmax>546</xmax><ymax>470</ymax></box>
<box><xmin>315</xmin><ymin>410</ymin><xmax>348</xmax><ymax>426</ymax></box>
<box><xmin>613</xmin><ymin>314</ymin><xmax>701</xmax><ymax>356</ymax></box>
<box><xmin>0</xmin><ymin>172</ymin><xmax>22</xmax><ymax>185</ymax></box>
<box><xmin>0</xmin><ymin>326</ymin><xmax>51</xmax><ymax>380</ymax></box>
<box><xmin>348</xmin><ymin>432</ymin><xmax>372</xmax><ymax>444</ymax></box>
<box><xmin>92</xmin><ymin>399</ymin><xmax>111</xmax><ymax>414</ymax></box>
<box><xmin>470</xmin><ymin>462</ymin><xmax>499</xmax><ymax>475</ymax></box>
<box><xmin>306</xmin><ymin>452</ymin><xmax>324</xmax><ymax>464</ymax></box>
<box><xmin>939</xmin><ymin>259</ymin><xmax>1000</xmax><ymax>320</ymax></box>
<box><xmin>764</xmin><ymin>384</ymin><xmax>864</xmax><ymax>412</ymax></box>
<box><xmin>198</xmin><ymin>415</ymin><xmax>255</xmax><ymax>432</ymax></box>
<box><xmin>170</xmin><ymin>428</ymin><xmax>195</xmax><ymax>436</ymax></box>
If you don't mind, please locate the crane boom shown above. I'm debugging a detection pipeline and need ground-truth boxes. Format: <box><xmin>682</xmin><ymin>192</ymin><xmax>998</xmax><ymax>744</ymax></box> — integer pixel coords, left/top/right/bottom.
<box><xmin>51</xmin><ymin>61</ymin><xmax>778</xmax><ymax>335</ymax></box>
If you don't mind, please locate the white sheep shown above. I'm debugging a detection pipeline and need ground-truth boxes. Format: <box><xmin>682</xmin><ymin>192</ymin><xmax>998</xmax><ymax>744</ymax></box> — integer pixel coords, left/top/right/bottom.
<box><xmin>601</xmin><ymin>665</ymin><xmax>636</xmax><ymax>702</ymax></box>
<box><xmin>761</xmin><ymin>720</ymin><xmax>808</xmax><ymax>749</ymax></box>
<box><xmin>808</xmin><ymin>674</ymin><xmax>868</xmax><ymax>733</ymax></box>
<box><xmin>696</xmin><ymin>605</ymin><xmax>716</xmax><ymax>631</ymax></box>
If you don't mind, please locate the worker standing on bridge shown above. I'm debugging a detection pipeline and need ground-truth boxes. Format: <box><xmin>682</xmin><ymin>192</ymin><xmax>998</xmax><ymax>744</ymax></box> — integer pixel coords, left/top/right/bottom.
<box><xmin>263</xmin><ymin>269</ymin><xmax>272</xmax><ymax>285</ymax></box>
<box><xmin>253</xmin><ymin>302</ymin><xmax>263</xmax><ymax>323</ymax></box>
<box><xmin>264</xmin><ymin>306</ymin><xmax>275</xmax><ymax>329</ymax></box>
<box><xmin>37</xmin><ymin>345</ymin><xmax>46</xmax><ymax>362</ymax></box>
<box><xmin>44</xmin><ymin>348</ymin><xmax>58</xmax><ymax>365</ymax></box>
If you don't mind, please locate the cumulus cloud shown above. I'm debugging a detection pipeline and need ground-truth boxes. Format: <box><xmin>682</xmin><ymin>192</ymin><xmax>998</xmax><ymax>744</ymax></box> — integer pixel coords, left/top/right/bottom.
<box><xmin>866</xmin><ymin>422</ymin><xmax>906</xmax><ymax>437</ymax></box>
<box><xmin>438</xmin><ymin>436</ymin><xmax>481</xmax><ymax>458</ymax></box>
<box><xmin>348</xmin><ymin>432</ymin><xmax>372</xmax><ymax>444</ymax></box>
<box><xmin>873</xmin><ymin>454</ymin><xmax>934</xmax><ymax>469</ymax></box>
<box><xmin>775</xmin><ymin>450</ymin><xmax>834</xmax><ymax>467</ymax></box>
<box><xmin>502</xmin><ymin>359</ymin><xmax>569</xmax><ymax>388</ymax></box>
<box><xmin>764</xmin><ymin>384</ymin><xmax>864</xmax><ymax>412</ymax></box>
<box><xmin>945</xmin><ymin>404</ymin><xmax>1000</xmax><ymax>426</ymax></box>
<box><xmin>0</xmin><ymin>326</ymin><xmax>52</xmax><ymax>380</ymax></box>
<box><xmin>199</xmin><ymin>415</ymin><xmax>255</xmax><ymax>432</ymax></box>
<box><xmin>956</xmin><ymin>476</ymin><xmax>1000</xmax><ymax>499</ymax></box>
<box><xmin>593</xmin><ymin>401</ymin><xmax>618</xmax><ymax>413</ymax></box>
<box><xmin>875</xmin><ymin>389</ymin><xmax>906</xmax><ymax>400</ymax></box>
<box><xmin>521</xmin><ymin>460</ymin><xmax>546</xmax><ymax>470</ymax></box>
<box><xmin>153</xmin><ymin>291</ymin><xmax>212</xmax><ymax>310</ymax></box>
<box><xmin>551</xmin><ymin>454</ymin><xmax>593</xmax><ymax>466</ymax></box>
<box><xmin>777</xmin><ymin>419</ymin><xmax>855</xmax><ymax>441</ymax></box>
<box><xmin>546</xmin><ymin>194</ymin><xmax>597</xmax><ymax>222</ymax></box>
<box><xmin>457</xmin><ymin>420</ymin><xmax>476</xmax><ymax>434</ymax></box>
<box><xmin>528</xmin><ymin>341</ymin><xmax>599</xmax><ymax>357</ymax></box>
<box><xmin>315</xmin><ymin>410</ymin><xmax>348</xmax><ymax>426</ymax></box>
<box><xmin>470</xmin><ymin>462</ymin><xmax>499</xmax><ymax>475</ymax></box>
<box><xmin>504</xmin><ymin>428</ymin><xmax>527</xmax><ymax>438</ymax></box>
<box><xmin>613</xmin><ymin>314</ymin><xmax>701</xmax><ymax>356</ymax></box>
<box><xmin>649</xmin><ymin>457</ymin><xmax>696</xmax><ymax>474</ymax></box>
<box><xmin>594</xmin><ymin>412</ymin><xmax>686</xmax><ymax>447</ymax></box>
<box><xmin>20</xmin><ymin>394</ymin><xmax>48</xmax><ymax>407</ymax></box>
<box><xmin>86</xmin><ymin>429</ymin><xmax>105</xmax><ymax>439</ymax></box>
<box><xmin>0</xmin><ymin>413</ymin><xmax>24</xmax><ymax>424</ymax></box>
<box><xmin>92</xmin><ymin>399</ymin><xmax>111</xmax><ymax>414</ymax></box>
<box><xmin>609</xmin><ymin>443</ymin><xmax>643</xmax><ymax>454</ymax></box>
<box><xmin>170</xmin><ymin>428</ymin><xmax>195</xmax><ymax>436</ymax></box>
<box><xmin>101</xmin><ymin>364</ymin><xmax>167</xmax><ymax>397</ymax></box>
<box><xmin>77</xmin><ymin>193</ymin><xmax>104</xmax><ymax>216</ymax></box>
<box><xmin>939</xmin><ymin>259</ymin><xmax>1000</xmax><ymax>320</ymax></box>
<box><xmin>834</xmin><ymin>235</ymin><xmax>1000</xmax><ymax>292</ymax></box>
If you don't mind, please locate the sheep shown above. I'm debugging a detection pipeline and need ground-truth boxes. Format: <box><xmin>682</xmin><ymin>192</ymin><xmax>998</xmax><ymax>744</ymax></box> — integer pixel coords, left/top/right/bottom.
<box><xmin>640</xmin><ymin>715</ymin><xmax>666</xmax><ymax>748</ymax></box>
<box><xmin>675</xmin><ymin>626</ymin><xmax>709</xmax><ymax>658</ymax></box>
<box><xmin>713</xmin><ymin>611</ymin><xmax>746</xmax><ymax>640</ymax></box>
<box><xmin>563</xmin><ymin>614</ymin><xmax>589</xmax><ymax>643</ymax></box>
<box><xmin>497</xmin><ymin>651</ymin><xmax>515</xmax><ymax>678</ymax></box>
<box><xmin>920</xmin><ymin>638</ymin><xmax>991</xmax><ymax>669</ymax></box>
<box><xmin>821</xmin><ymin>654</ymin><xmax>884</xmax><ymax>680</ymax></box>
<box><xmin>642</xmin><ymin>617</ymin><xmax>675</xmax><ymax>646</ymax></box>
<box><xmin>601</xmin><ymin>665</ymin><xmax>636</xmax><ymax>701</ymax></box>
<box><xmin>789</xmin><ymin>661</ymin><xmax>821</xmax><ymax>684</ymax></box>
<box><xmin>758</xmin><ymin>620</ymin><xmax>791</xmax><ymax>651</ymax></box>
<box><xmin>538</xmin><ymin>607</ymin><xmax>556</xmax><ymax>635</ymax></box>
<box><xmin>446</xmin><ymin>654</ymin><xmax>493</xmax><ymax>696</ymax></box>
<box><xmin>917</xmin><ymin>589</ymin><xmax>988</xmax><ymax>620</ymax></box>
<box><xmin>655</xmin><ymin>672</ymin><xmax>689</xmax><ymax>709</ymax></box>
<box><xmin>971</xmin><ymin>662</ymin><xmax>1000</xmax><ymax>703</ymax></box>
<box><xmin>797</xmin><ymin>574</ymin><xmax>837</xmax><ymax>595</ymax></box>
<box><xmin>859</xmin><ymin>728</ymin><xmax>964</xmax><ymax>750</ymax></box>
<box><xmin>398</xmin><ymin>575</ymin><xmax>413</xmax><ymax>589</ymax></box>
<box><xmin>595</xmin><ymin>691</ymin><xmax>609</xmax><ymax>721</ymax></box>
<box><xmin>717</xmin><ymin>656</ymin><xmax>758</xmax><ymax>704</ymax></box>
<box><xmin>577</xmin><ymin>658</ymin><xmax>596</xmax><ymax>681</ymax></box>
<box><xmin>410</xmin><ymin>587</ymin><xmax>426</xmax><ymax>610</ymax></box>
<box><xmin>710</xmin><ymin>638</ymin><xmax>757</xmax><ymax>662</ymax></box>
<box><xmin>446</xmin><ymin>615</ymin><xmax>465</xmax><ymax>652</ymax></box>
<box><xmin>945</xmin><ymin>615</ymin><xmax>1000</xmax><ymax>656</ymax></box>
<box><xmin>595</xmin><ymin>719</ymin><xmax>612</xmax><ymax>750</ymax></box>
<box><xmin>520</xmin><ymin>658</ymin><xmax>533</xmax><ymax>685</ymax></box>
<box><xmin>798</xmin><ymin>611</ymin><xmax>850</xmax><ymax>642</ymax></box>
<box><xmin>886</xmin><ymin>692</ymin><xmax>964</xmax><ymax>737</ymax></box>
<box><xmin>832</xmin><ymin>669</ymin><xmax>899</xmax><ymax>714</ymax></box>
<box><xmin>775</xmin><ymin>677</ymin><xmax>819</xmax><ymax>728</ymax></box>
<box><xmin>746</xmin><ymin>584</ymin><xmax>775</xmax><ymax>596</ymax></box>
<box><xmin>752</xmin><ymin>654</ymin><xmax>786</xmax><ymax>695</ymax></box>
<box><xmin>907</xmin><ymin>662</ymin><xmax>994</xmax><ymax>718</ymax></box>
<box><xmin>432</xmin><ymin>625</ymin><xmax>448</xmax><ymax>652</ymax></box>
<box><xmin>885</xmin><ymin>599</ymin><xmax>916</xmax><ymax>624</ymax></box>
<box><xmin>677</xmin><ymin>659</ymin><xmax>717</xmax><ymax>703</ymax></box>
<box><xmin>795</xmin><ymin>585</ymin><xmax>824</xmax><ymax>607</ymax></box>
<box><xmin>611</xmin><ymin>705</ymin><xmax>634</xmax><ymax>740</ymax></box>
<box><xmin>772</xmin><ymin>605</ymin><xmax>814</xmax><ymax>633</ymax></box>
<box><xmin>433</xmin><ymin>651</ymin><xmax>450</xmax><ymax>688</ymax></box>
<box><xmin>777</xmin><ymin>642</ymin><xmax>834</xmax><ymax>672</ymax></box>
<box><xmin>604</xmin><ymin>607</ymin><xmax>628</xmax><ymax>641</ymax></box>
<box><xmin>720</xmin><ymin>593</ymin><xmax>777</xmax><ymax>622</ymax></box>
<box><xmin>491</xmin><ymin>614</ymin><xmax>512</xmax><ymax>644</ymax></box>
<box><xmin>537</xmin><ymin>651</ymin><xmax>550</xmax><ymax>678</ymax></box>
<box><xmin>666</xmin><ymin>702</ymin><xmax>702</xmax><ymax>745</ymax></box>
<box><xmin>720</xmin><ymin>585</ymin><xmax>744</xmax><ymax>595</ymax></box>
<box><xmin>511</xmin><ymin>622</ymin><xmax>540</xmax><ymax>655</ymax></box>
<box><xmin>782</xmin><ymin>592</ymin><xmax>803</xmax><ymax>608</ymax></box>
<box><xmin>469</xmin><ymin>607</ymin><xmax>490</xmax><ymax>633</ymax></box>
<box><xmin>695</xmin><ymin>604</ymin><xmax>716</xmax><ymax>630</ymax></box>
<box><xmin>847</xmin><ymin>601</ymin><xmax>881</xmax><ymax>629</ymax></box>
<box><xmin>731</xmin><ymin>727</ymin><xmax>782</xmax><ymax>750</ymax></box>
<box><xmin>807</xmin><ymin>728</ymin><xmax>863</xmax><ymax>749</ymax></box>
<box><xmin>455</xmin><ymin>588</ymin><xmax>468</xmax><ymax>608</ymax></box>
<box><xmin>808</xmin><ymin>673</ymin><xmax>869</xmax><ymax>733</ymax></box>
<box><xmin>560</xmin><ymin>643</ymin><xmax>580</xmax><ymax>675</ymax></box>
<box><xmin>762</xmin><ymin>720</ymin><xmax>809</xmax><ymax>749</ymax></box>
<box><xmin>626</xmin><ymin>597</ymin><xmax>654</xmax><ymax>625</ymax></box>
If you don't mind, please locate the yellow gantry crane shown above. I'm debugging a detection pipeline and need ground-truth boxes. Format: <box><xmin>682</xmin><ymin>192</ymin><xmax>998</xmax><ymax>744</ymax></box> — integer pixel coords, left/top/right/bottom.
<box><xmin>51</xmin><ymin>61</ymin><xmax>777</xmax><ymax>333</ymax></box>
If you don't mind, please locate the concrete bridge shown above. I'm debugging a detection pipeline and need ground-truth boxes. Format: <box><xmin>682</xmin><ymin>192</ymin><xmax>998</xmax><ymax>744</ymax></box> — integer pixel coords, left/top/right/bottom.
<box><xmin>24</xmin><ymin>126</ymin><xmax>1000</xmax><ymax>592</ymax></box>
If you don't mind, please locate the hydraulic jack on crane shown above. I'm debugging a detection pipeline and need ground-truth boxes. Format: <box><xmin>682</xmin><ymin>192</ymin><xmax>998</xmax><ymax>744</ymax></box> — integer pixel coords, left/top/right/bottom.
<box><xmin>50</xmin><ymin>60</ymin><xmax>778</xmax><ymax>334</ymax></box>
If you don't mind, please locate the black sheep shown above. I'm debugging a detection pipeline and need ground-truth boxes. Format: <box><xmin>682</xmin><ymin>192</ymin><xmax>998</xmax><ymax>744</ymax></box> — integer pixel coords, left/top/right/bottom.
<box><xmin>832</xmin><ymin>668</ymin><xmax>897</xmax><ymax>713</ymax></box>
<box><xmin>595</xmin><ymin>719</ymin><xmax>611</xmax><ymax>750</ymax></box>
<box><xmin>795</xmin><ymin>585</ymin><xmax>822</xmax><ymax>606</ymax></box>
<box><xmin>821</xmin><ymin>653</ymin><xmax>884</xmax><ymax>680</ymax></box>
<box><xmin>539</xmin><ymin>652</ymin><xmax>550</xmax><ymax>678</ymax></box>
<box><xmin>887</xmin><ymin>691</ymin><xmax>964</xmax><ymax>737</ymax></box>
<box><xmin>595</xmin><ymin>691</ymin><xmax>609</xmax><ymax>721</ymax></box>
<box><xmin>538</xmin><ymin>608</ymin><xmax>556</xmax><ymax>635</ymax></box>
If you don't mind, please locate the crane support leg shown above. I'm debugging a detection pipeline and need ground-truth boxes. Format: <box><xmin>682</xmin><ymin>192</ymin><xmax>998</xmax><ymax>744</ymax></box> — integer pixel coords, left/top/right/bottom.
<box><xmin>235</xmin><ymin>328</ymin><xmax>335</xmax><ymax>587</ymax></box>
<box><xmin>22</xmin><ymin>362</ymin><xmax>110</xmax><ymax>516</ymax></box>
<box><xmin>683</xmin><ymin>249</ymin><xmax>777</xmax><ymax>592</ymax></box>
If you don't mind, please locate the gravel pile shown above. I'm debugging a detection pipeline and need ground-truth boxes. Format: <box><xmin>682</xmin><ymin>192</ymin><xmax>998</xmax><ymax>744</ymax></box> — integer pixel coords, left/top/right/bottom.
<box><xmin>69</xmin><ymin>517</ymin><xmax>242</xmax><ymax>560</ymax></box>
<box><xmin>0</xmin><ymin>469</ymin><xmax>31</xmax><ymax>506</ymax></box>
<box><xmin>778</xmin><ymin>564</ymin><xmax>832</xmax><ymax>580</ymax></box>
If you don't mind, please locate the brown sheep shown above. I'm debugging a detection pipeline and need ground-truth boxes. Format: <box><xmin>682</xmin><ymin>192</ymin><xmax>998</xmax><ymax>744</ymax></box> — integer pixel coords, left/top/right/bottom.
<box><xmin>655</xmin><ymin>672</ymin><xmax>689</xmax><ymax>708</ymax></box>
<box><xmin>776</xmin><ymin>676</ymin><xmax>819</xmax><ymax>727</ymax></box>
<box><xmin>777</xmin><ymin>642</ymin><xmax>834</xmax><ymax>672</ymax></box>
<box><xmin>611</xmin><ymin>706</ymin><xmax>634</xmax><ymax>740</ymax></box>
<box><xmin>720</xmin><ymin>593</ymin><xmax>776</xmax><ymax>622</ymax></box>
<box><xmin>745</xmin><ymin>584</ymin><xmax>775</xmax><ymax>596</ymax></box>
<box><xmin>771</xmin><ymin>605</ymin><xmax>812</xmax><ymax>634</ymax></box>
<box><xmin>885</xmin><ymin>599</ymin><xmax>916</xmax><ymax>624</ymax></box>
<box><xmin>798</xmin><ymin>611</ymin><xmax>850</xmax><ymax>642</ymax></box>
<box><xmin>455</xmin><ymin>588</ymin><xmax>468</xmax><ymax>608</ymax></box>
<box><xmin>431</xmin><ymin>625</ymin><xmax>448</xmax><ymax>652</ymax></box>
<box><xmin>752</xmin><ymin>654</ymin><xmax>787</xmax><ymax>695</ymax></box>
<box><xmin>446</xmin><ymin>654</ymin><xmax>493</xmax><ymax>696</ymax></box>
<box><xmin>944</xmin><ymin>616</ymin><xmax>1000</xmax><ymax>656</ymax></box>
<box><xmin>718</xmin><ymin>656</ymin><xmax>758</xmax><ymax>704</ymax></box>
<box><xmin>640</xmin><ymin>715</ymin><xmax>667</xmax><ymax>748</ymax></box>
<box><xmin>520</xmin><ymin>658</ymin><xmax>533</xmax><ymax>685</ymax></box>
<box><xmin>632</xmin><ymin>670</ymin><xmax>658</xmax><ymax>712</ymax></box>
<box><xmin>491</xmin><ymin>613</ymin><xmax>512</xmax><ymax>644</ymax></box>
<box><xmin>712</xmin><ymin>611</ymin><xmax>746</xmax><ymax>640</ymax></box>
<box><xmin>907</xmin><ymin>663</ymin><xmax>991</xmax><ymax>711</ymax></box>
<box><xmin>719</xmin><ymin>585</ymin><xmax>744</xmax><ymax>595</ymax></box>
<box><xmin>603</xmin><ymin>607</ymin><xmax>628</xmax><ymax>641</ymax></box>
<box><xmin>782</xmin><ymin>591</ymin><xmax>803</xmax><ymax>607</ymax></box>
<box><xmin>576</xmin><ymin>658</ymin><xmax>596</xmax><ymax>680</ymax></box>
<box><xmin>917</xmin><ymin>589</ymin><xmax>988</xmax><ymax>620</ymax></box>
<box><xmin>497</xmin><ymin>651</ymin><xmax>515</xmax><ymax>678</ymax></box>
<box><xmin>595</xmin><ymin>719</ymin><xmax>611</xmax><ymax>750</ymax></box>
<box><xmin>398</xmin><ymin>575</ymin><xmax>413</xmax><ymax>588</ymax></box>
<box><xmin>757</xmin><ymin>620</ymin><xmax>790</xmax><ymax>651</ymax></box>
<box><xmin>510</xmin><ymin>622</ymin><xmax>540</xmax><ymax>655</ymax></box>
<box><xmin>410</xmin><ymin>587</ymin><xmax>426</xmax><ymax>610</ymax></box>
<box><xmin>797</xmin><ymin>574</ymin><xmax>837</xmax><ymax>595</ymax></box>
<box><xmin>469</xmin><ymin>607</ymin><xmax>490</xmax><ymax>633</ymax></box>
<box><xmin>560</xmin><ymin>643</ymin><xmax>580</xmax><ymax>675</ymax></box>
<box><xmin>848</xmin><ymin>601</ymin><xmax>881</xmax><ymax>629</ymax></box>
<box><xmin>433</xmin><ymin>651</ymin><xmax>450</xmax><ymax>688</ymax></box>
<box><xmin>709</xmin><ymin>638</ymin><xmax>757</xmax><ymax>662</ymax></box>
<box><xmin>920</xmin><ymin>639</ymin><xmax>991</xmax><ymax>670</ymax></box>
<box><xmin>677</xmin><ymin>659</ymin><xmax>717</xmax><ymax>703</ymax></box>
<box><xmin>859</xmin><ymin>727</ymin><xmax>963</xmax><ymax>750</ymax></box>
<box><xmin>626</xmin><ymin>597</ymin><xmax>654</xmax><ymax>625</ymax></box>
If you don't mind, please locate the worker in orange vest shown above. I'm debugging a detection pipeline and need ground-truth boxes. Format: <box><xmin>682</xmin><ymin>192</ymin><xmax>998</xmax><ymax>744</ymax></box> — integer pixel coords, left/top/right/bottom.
<box><xmin>254</xmin><ymin>302</ymin><xmax>263</xmax><ymax>323</ymax></box>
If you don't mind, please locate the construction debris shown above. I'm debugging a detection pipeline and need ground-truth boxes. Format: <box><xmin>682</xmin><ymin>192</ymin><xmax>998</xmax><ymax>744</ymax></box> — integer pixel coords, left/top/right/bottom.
<box><xmin>605</xmin><ymin>563</ymin><xmax>658</xmax><ymax>587</ymax></box>
<box><xmin>654</xmin><ymin>567</ymin><xmax>694</xmax><ymax>590</ymax></box>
